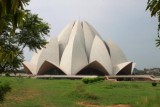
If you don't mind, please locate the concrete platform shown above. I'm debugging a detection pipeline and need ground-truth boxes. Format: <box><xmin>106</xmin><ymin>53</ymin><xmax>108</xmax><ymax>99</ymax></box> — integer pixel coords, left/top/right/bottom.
<box><xmin>2</xmin><ymin>73</ymin><xmax>160</xmax><ymax>81</ymax></box>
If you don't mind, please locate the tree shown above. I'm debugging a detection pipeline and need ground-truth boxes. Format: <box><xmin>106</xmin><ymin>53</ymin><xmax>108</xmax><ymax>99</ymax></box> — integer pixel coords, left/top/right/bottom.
<box><xmin>0</xmin><ymin>0</ymin><xmax>50</xmax><ymax>73</ymax></box>
<box><xmin>0</xmin><ymin>0</ymin><xmax>30</xmax><ymax>73</ymax></box>
<box><xmin>146</xmin><ymin>0</ymin><xmax>160</xmax><ymax>47</ymax></box>
<box><xmin>0</xmin><ymin>12</ymin><xmax>50</xmax><ymax>73</ymax></box>
<box><xmin>0</xmin><ymin>0</ymin><xmax>29</xmax><ymax>34</ymax></box>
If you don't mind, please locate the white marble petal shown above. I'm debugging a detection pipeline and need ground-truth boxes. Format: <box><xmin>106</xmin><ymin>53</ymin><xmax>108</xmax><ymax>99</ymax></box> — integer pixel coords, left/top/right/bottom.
<box><xmin>90</xmin><ymin>36</ymin><xmax>113</xmax><ymax>75</ymax></box>
<box><xmin>23</xmin><ymin>21</ymin><xmax>135</xmax><ymax>76</ymax></box>
<box><xmin>60</xmin><ymin>22</ymin><xmax>88</xmax><ymax>75</ymax></box>
<box><xmin>23</xmin><ymin>62</ymin><xmax>36</xmax><ymax>75</ymax></box>
<box><xmin>113</xmin><ymin>62</ymin><xmax>132</xmax><ymax>75</ymax></box>
<box><xmin>107</xmin><ymin>40</ymin><xmax>128</xmax><ymax>66</ymax></box>
<box><xmin>82</xmin><ymin>21</ymin><xmax>95</xmax><ymax>59</ymax></box>
<box><xmin>36</xmin><ymin>37</ymin><xmax>59</xmax><ymax>74</ymax></box>
<box><xmin>58</xmin><ymin>21</ymin><xmax>75</xmax><ymax>59</ymax></box>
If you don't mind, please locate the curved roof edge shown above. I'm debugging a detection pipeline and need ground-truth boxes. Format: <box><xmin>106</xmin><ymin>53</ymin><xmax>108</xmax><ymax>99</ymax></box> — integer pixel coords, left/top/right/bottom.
<box><xmin>23</xmin><ymin>62</ymin><xmax>36</xmax><ymax>75</ymax></box>
<box><xmin>30</xmin><ymin>49</ymin><xmax>43</xmax><ymax>66</ymax></box>
<box><xmin>82</xmin><ymin>21</ymin><xmax>95</xmax><ymax>59</ymax></box>
<box><xmin>37</xmin><ymin>60</ymin><xmax>65</xmax><ymax>75</ymax></box>
<box><xmin>131</xmin><ymin>63</ymin><xmax>136</xmax><ymax>74</ymax></box>
<box><xmin>68</xmin><ymin>21</ymin><xmax>85</xmax><ymax>48</ymax></box>
<box><xmin>90</xmin><ymin>36</ymin><xmax>113</xmax><ymax>75</ymax></box>
<box><xmin>106</xmin><ymin>40</ymin><xmax>128</xmax><ymax>66</ymax></box>
<box><xmin>60</xmin><ymin>36</ymin><xmax>88</xmax><ymax>74</ymax></box>
<box><xmin>84</xmin><ymin>21</ymin><xmax>101</xmax><ymax>37</ymax></box>
<box><xmin>76</xmin><ymin>60</ymin><xmax>109</xmax><ymax>75</ymax></box>
<box><xmin>35</xmin><ymin>37</ymin><xmax>59</xmax><ymax>74</ymax></box>
<box><xmin>58</xmin><ymin>21</ymin><xmax>75</xmax><ymax>58</ymax></box>
<box><xmin>113</xmin><ymin>62</ymin><xmax>133</xmax><ymax>75</ymax></box>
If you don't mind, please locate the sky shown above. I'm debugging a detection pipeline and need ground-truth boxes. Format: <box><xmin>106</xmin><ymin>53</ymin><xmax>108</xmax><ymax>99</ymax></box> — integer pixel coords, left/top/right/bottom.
<box><xmin>24</xmin><ymin>0</ymin><xmax>160</xmax><ymax>70</ymax></box>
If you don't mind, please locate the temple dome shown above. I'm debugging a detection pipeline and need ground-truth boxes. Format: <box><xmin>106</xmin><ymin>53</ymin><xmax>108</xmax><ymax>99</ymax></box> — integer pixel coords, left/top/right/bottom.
<box><xmin>23</xmin><ymin>21</ymin><xmax>135</xmax><ymax>75</ymax></box>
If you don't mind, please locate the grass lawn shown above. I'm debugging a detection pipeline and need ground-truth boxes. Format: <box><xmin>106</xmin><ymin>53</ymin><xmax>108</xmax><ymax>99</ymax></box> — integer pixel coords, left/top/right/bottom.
<box><xmin>0</xmin><ymin>77</ymin><xmax>160</xmax><ymax>107</ymax></box>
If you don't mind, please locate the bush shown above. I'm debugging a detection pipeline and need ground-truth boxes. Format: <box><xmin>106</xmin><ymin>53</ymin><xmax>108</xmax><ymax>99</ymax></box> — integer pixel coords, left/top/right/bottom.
<box><xmin>5</xmin><ymin>73</ymin><xmax>10</xmax><ymax>77</ymax></box>
<box><xmin>82</xmin><ymin>78</ymin><xmax>89</xmax><ymax>84</ymax></box>
<box><xmin>82</xmin><ymin>76</ymin><xmax>105</xmax><ymax>84</ymax></box>
<box><xmin>0</xmin><ymin>81</ymin><xmax>11</xmax><ymax>102</ymax></box>
<box><xmin>152</xmin><ymin>81</ymin><xmax>157</xmax><ymax>87</ymax></box>
<box><xmin>96</xmin><ymin>76</ymin><xmax>105</xmax><ymax>81</ymax></box>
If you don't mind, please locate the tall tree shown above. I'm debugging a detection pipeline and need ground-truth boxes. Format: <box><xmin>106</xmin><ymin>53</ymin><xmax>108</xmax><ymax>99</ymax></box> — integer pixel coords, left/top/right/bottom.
<box><xmin>0</xmin><ymin>12</ymin><xmax>50</xmax><ymax>73</ymax></box>
<box><xmin>146</xmin><ymin>0</ymin><xmax>160</xmax><ymax>47</ymax></box>
<box><xmin>0</xmin><ymin>0</ymin><xmax>29</xmax><ymax>34</ymax></box>
<box><xmin>0</xmin><ymin>0</ymin><xmax>30</xmax><ymax>73</ymax></box>
<box><xmin>0</xmin><ymin>0</ymin><xmax>50</xmax><ymax>73</ymax></box>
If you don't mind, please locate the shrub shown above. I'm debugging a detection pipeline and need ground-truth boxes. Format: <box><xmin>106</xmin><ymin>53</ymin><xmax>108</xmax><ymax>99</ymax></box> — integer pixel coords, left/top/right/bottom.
<box><xmin>0</xmin><ymin>81</ymin><xmax>11</xmax><ymax>102</ymax></box>
<box><xmin>152</xmin><ymin>81</ymin><xmax>157</xmax><ymax>87</ymax></box>
<box><xmin>5</xmin><ymin>73</ymin><xmax>10</xmax><ymax>77</ymax></box>
<box><xmin>82</xmin><ymin>76</ymin><xmax>105</xmax><ymax>84</ymax></box>
<box><xmin>96</xmin><ymin>76</ymin><xmax>105</xmax><ymax>81</ymax></box>
<box><xmin>88</xmin><ymin>78</ymin><xmax>94</xmax><ymax>83</ymax></box>
<box><xmin>82</xmin><ymin>78</ymin><xmax>90</xmax><ymax>84</ymax></box>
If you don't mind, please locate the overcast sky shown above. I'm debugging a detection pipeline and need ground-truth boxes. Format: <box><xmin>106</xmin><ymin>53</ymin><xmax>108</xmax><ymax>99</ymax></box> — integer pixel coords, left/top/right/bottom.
<box><xmin>24</xmin><ymin>0</ymin><xmax>160</xmax><ymax>70</ymax></box>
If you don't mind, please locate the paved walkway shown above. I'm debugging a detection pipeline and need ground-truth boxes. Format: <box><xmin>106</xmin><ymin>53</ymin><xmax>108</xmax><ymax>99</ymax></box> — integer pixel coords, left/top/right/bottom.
<box><xmin>3</xmin><ymin>74</ymin><xmax>160</xmax><ymax>81</ymax></box>
<box><xmin>108</xmin><ymin>75</ymin><xmax>160</xmax><ymax>81</ymax></box>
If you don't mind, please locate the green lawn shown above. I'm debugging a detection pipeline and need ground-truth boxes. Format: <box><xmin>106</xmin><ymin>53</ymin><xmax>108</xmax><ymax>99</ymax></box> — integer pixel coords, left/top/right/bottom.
<box><xmin>0</xmin><ymin>77</ymin><xmax>160</xmax><ymax>107</ymax></box>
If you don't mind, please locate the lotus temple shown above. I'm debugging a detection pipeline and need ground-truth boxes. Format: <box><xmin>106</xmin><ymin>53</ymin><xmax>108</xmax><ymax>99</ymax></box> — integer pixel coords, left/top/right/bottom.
<box><xmin>23</xmin><ymin>21</ymin><xmax>135</xmax><ymax>76</ymax></box>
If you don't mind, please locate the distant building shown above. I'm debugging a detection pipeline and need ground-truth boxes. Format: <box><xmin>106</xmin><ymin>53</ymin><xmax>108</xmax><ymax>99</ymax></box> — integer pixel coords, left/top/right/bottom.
<box><xmin>144</xmin><ymin>68</ymin><xmax>160</xmax><ymax>75</ymax></box>
<box><xmin>23</xmin><ymin>21</ymin><xmax>135</xmax><ymax>76</ymax></box>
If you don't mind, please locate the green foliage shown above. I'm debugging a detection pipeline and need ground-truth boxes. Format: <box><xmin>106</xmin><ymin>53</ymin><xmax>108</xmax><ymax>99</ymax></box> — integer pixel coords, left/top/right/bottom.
<box><xmin>0</xmin><ymin>11</ymin><xmax>50</xmax><ymax>73</ymax></box>
<box><xmin>0</xmin><ymin>0</ymin><xmax>50</xmax><ymax>73</ymax></box>
<box><xmin>155</xmin><ymin>37</ymin><xmax>160</xmax><ymax>47</ymax></box>
<box><xmin>5</xmin><ymin>73</ymin><xmax>10</xmax><ymax>77</ymax></box>
<box><xmin>17</xmin><ymin>12</ymin><xmax>50</xmax><ymax>51</ymax></box>
<box><xmin>146</xmin><ymin>0</ymin><xmax>160</xmax><ymax>46</ymax></box>
<box><xmin>82</xmin><ymin>78</ymin><xmax>91</xmax><ymax>84</ymax></box>
<box><xmin>0</xmin><ymin>81</ymin><xmax>11</xmax><ymax>102</ymax></box>
<box><xmin>146</xmin><ymin>0</ymin><xmax>160</xmax><ymax>31</ymax></box>
<box><xmin>152</xmin><ymin>81</ymin><xmax>157</xmax><ymax>86</ymax></box>
<box><xmin>82</xmin><ymin>76</ymin><xmax>105</xmax><ymax>84</ymax></box>
<box><xmin>146</xmin><ymin>0</ymin><xmax>160</xmax><ymax>17</ymax></box>
<box><xmin>0</xmin><ymin>0</ymin><xmax>30</xmax><ymax>33</ymax></box>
